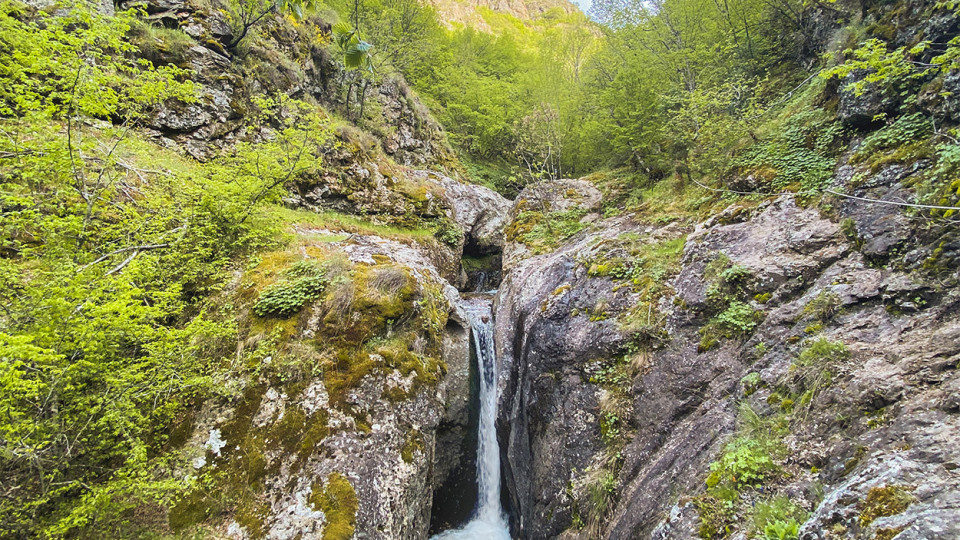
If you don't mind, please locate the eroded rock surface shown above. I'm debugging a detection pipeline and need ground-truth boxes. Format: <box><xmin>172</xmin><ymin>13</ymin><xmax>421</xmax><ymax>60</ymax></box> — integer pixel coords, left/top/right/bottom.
<box><xmin>494</xmin><ymin>182</ymin><xmax>960</xmax><ymax>539</ymax></box>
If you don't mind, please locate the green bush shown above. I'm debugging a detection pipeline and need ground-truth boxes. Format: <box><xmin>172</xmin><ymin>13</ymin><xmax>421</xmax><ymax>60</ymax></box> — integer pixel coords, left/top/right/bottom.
<box><xmin>254</xmin><ymin>261</ymin><xmax>328</xmax><ymax>317</ymax></box>
<box><xmin>752</xmin><ymin>496</ymin><xmax>807</xmax><ymax>539</ymax></box>
<box><xmin>709</xmin><ymin>437</ymin><xmax>778</xmax><ymax>488</ymax></box>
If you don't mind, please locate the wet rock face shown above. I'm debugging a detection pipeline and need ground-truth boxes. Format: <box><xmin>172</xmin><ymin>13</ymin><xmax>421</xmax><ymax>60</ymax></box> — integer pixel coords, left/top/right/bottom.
<box><xmin>493</xmin><ymin>182</ymin><xmax>674</xmax><ymax>537</ymax></box>
<box><xmin>494</xmin><ymin>183</ymin><xmax>960</xmax><ymax>539</ymax></box>
<box><xmin>430</xmin><ymin>321</ymin><xmax>480</xmax><ymax>532</ymax></box>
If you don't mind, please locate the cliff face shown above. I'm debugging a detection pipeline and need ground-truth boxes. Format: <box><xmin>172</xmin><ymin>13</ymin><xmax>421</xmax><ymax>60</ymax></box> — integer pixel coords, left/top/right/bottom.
<box><xmin>495</xmin><ymin>186</ymin><xmax>960</xmax><ymax>540</ymax></box>
<box><xmin>427</xmin><ymin>0</ymin><xmax>579</xmax><ymax>29</ymax></box>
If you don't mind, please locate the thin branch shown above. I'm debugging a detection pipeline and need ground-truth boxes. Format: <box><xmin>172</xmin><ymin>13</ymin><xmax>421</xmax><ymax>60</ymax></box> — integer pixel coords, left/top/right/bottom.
<box><xmin>76</xmin><ymin>244</ymin><xmax>171</xmax><ymax>273</ymax></box>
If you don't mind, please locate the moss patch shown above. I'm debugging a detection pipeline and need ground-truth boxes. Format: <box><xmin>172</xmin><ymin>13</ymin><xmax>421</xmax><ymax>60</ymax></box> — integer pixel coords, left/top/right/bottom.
<box><xmin>310</xmin><ymin>473</ymin><xmax>359</xmax><ymax>540</ymax></box>
<box><xmin>401</xmin><ymin>429</ymin><xmax>425</xmax><ymax>463</ymax></box>
<box><xmin>858</xmin><ymin>485</ymin><xmax>915</xmax><ymax>527</ymax></box>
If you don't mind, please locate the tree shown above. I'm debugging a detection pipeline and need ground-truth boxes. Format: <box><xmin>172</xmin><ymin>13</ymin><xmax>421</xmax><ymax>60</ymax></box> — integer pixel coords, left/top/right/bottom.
<box><xmin>225</xmin><ymin>0</ymin><xmax>319</xmax><ymax>49</ymax></box>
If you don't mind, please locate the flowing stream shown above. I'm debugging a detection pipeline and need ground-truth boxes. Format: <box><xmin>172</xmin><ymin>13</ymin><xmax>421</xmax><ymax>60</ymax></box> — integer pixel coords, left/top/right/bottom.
<box><xmin>431</xmin><ymin>296</ymin><xmax>511</xmax><ymax>540</ymax></box>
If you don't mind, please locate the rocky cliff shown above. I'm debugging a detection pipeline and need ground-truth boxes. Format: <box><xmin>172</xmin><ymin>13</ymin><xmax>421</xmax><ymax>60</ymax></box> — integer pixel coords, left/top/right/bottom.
<box><xmin>491</xmin><ymin>2</ymin><xmax>960</xmax><ymax>537</ymax></box>
<box><xmin>427</xmin><ymin>0</ymin><xmax>579</xmax><ymax>29</ymax></box>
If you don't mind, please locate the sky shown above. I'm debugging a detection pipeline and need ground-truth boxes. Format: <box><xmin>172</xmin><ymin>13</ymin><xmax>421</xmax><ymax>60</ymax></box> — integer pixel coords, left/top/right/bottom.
<box><xmin>571</xmin><ymin>0</ymin><xmax>593</xmax><ymax>14</ymax></box>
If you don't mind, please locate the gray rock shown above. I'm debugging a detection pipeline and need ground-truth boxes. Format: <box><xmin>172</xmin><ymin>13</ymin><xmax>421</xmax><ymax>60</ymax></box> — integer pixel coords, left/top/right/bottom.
<box><xmin>415</xmin><ymin>170</ymin><xmax>512</xmax><ymax>255</ymax></box>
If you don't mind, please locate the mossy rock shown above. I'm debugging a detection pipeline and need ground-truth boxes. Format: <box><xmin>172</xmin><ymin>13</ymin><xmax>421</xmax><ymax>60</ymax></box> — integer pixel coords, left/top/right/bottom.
<box><xmin>858</xmin><ymin>485</ymin><xmax>915</xmax><ymax>527</ymax></box>
<box><xmin>310</xmin><ymin>473</ymin><xmax>359</xmax><ymax>540</ymax></box>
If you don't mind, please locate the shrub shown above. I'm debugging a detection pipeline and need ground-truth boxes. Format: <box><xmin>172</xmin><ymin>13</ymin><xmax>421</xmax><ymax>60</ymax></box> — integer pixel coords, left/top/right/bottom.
<box><xmin>709</xmin><ymin>437</ymin><xmax>778</xmax><ymax>488</ymax></box>
<box><xmin>254</xmin><ymin>260</ymin><xmax>327</xmax><ymax>317</ymax></box>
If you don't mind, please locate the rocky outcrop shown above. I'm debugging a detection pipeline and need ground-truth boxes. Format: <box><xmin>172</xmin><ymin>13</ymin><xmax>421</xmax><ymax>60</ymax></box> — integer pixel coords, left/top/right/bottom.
<box><xmin>428</xmin><ymin>0</ymin><xmax>580</xmax><ymax>30</ymax></box>
<box><xmin>170</xmin><ymin>226</ymin><xmax>480</xmax><ymax>539</ymax></box>
<box><xmin>502</xmin><ymin>178</ymin><xmax>603</xmax><ymax>271</ymax></box>
<box><xmin>417</xmin><ymin>171</ymin><xmax>513</xmax><ymax>255</ymax></box>
<box><xmin>494</xmin><ymin>178</ymin><xmax>960</xmax><ymax>539</ymax></box>
<box><xmin>125</xmin><ymin>0</ymin><xmax>453</xmax><ymax>166</ymax></box>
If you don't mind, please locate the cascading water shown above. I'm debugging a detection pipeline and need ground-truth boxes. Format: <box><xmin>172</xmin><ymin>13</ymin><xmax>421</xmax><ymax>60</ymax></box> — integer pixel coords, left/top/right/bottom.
<box><xmin>431</xmin><ymin>296</ymin><xmax>512</xmax><ymax>540</ymax></box>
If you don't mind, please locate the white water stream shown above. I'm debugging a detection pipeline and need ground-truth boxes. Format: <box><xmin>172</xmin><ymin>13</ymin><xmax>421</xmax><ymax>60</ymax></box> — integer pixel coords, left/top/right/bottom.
<box><xmin>431</xmin><ymin>296</ymin><xmax>512</xmax><ymax>540</ymax></box>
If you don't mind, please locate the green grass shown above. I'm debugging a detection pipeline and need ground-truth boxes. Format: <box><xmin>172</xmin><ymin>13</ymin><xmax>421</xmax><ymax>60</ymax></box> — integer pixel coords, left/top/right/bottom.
<box><xmin>267</xmin><ymin>206</ymin><xmax>437</xmax><ymax>241</ymax></box>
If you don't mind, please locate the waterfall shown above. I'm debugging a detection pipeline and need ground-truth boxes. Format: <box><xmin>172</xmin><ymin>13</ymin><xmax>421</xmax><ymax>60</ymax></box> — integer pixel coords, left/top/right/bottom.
<box><xmin>431</xmin><ymin>296</ymin><xmax>511</xmax><ymax>540</ymax></box>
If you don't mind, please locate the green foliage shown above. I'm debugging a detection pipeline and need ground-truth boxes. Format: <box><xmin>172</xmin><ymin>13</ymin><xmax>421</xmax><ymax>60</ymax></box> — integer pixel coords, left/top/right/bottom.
<box><xmin>822</xmin><ymin>37</ymin><xmax>960</xmax><ymax>102</ymax></box>
<box><xmin>709</xmin><ymin>437</ymin><xmax>778</xmax><ymax>487</ymax></box>
<box><xmin>254</xmin><ymin>260</ymin><xmax>328</xmax><ymax>317</ymax></box>
<box><xmin>797</xmin><ymin>338</ymin><xmax>849</xmax><ymax>367</ymax></box>
<box><xmin>0</xmin><ymin>2</ymin><xmax>343</xmax><ymax>534</ymax></box>
<box><xmin>699</xmin><ymin>301</ymin><xmax>763</xmax><ymax>351</ymax></box>
<box><xmin>697</xmin><ymin>404</ymin><xmax>789</xmax><ymax>538</ymax></box>
<box><xmin>225</xmin><ymin>0</ymin><xmax>318</xmax><ymax>48</ymax></box>
<box><xmin>801</xmin><ymin>290</ymin><xmax>842</xmax><ymax>323</ymax></box>
<box><xmin>333</xmin><ymin>22</ymin><xmax>375</xmax><ymax>72</ymax></box>
<box><xmin>506</xmin><ymin>206</ymin><xmax>588</xmax><ymax>253</ymax></box>
<box><xmin>694</xmin><ymin>494</ymin><xmax>736</xmax><ymax>539</ymax></box>
<box><xmin>763</xmin><ymin>519</ymin><xmax>800</xmax><ymax>540</ymax></box>
<box><xmin>741</xmin><ymin>372</ymin><xmax>763</xmax><ymax>395</ymax></box>
<box><xmin>434</xmin><ymin>218</ymin><xmax>464</xmax><ymax>247</ymax></box>
<box><xmin>855</xmin><ymin>113</ymin><xmax>933</xmax><ymax>159</ymax></box>
<box><xmin>733</xmin><ymin>111</ymin><xmax>844</xmax><ymax>192</ymax></box>
<box><xmin>0</xmin><ymin>0</ymin><xmax>196</xmax><ymax>119</ymax></box>
<box><xmin>751</xmin><ymin>496</ymin><xmax>807</xmax><ymax>539</ymax></box>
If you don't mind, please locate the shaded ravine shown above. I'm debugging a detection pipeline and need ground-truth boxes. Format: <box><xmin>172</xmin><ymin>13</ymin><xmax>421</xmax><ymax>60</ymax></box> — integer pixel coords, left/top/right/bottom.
<box><xmin>432</xmin><ymin>295</ymin><xmax>512</xmax><ymax>540</ymax></box>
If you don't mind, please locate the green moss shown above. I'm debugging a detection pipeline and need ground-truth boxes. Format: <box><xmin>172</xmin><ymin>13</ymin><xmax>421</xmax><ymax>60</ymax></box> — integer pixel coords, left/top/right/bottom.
<box><xmin>170</xmin><ymin>384</ymin><xmax>271</xmax><ymax>533</ymax></box>
<box><xmin>310</xmin><ymin>473</ymin><xmax>359</xmax><ymax>540</ymax></box>
<box><xmin>461</xmin><ymin>253</ymin><xmax>500</xmax><ymax>273</ymax></box>
<box><xmin>804</xmin><ymin>322</ymin><xmax>823</xmax><ymax>334</ymax></box>
<box><xmin>754</xmin><ymin>292</ymin><xmax>772</xmax><ymax>304</ymax></box>
<box><xmin>401</xmin><ymin>429</ymin><xmax>425</xmax><ymax>463</ymax></box>
<box><xmin>874</xmin><ymin>527</ymin><xmax>906</xmax><ymax>540</ymax></box>
<box><xmin>296</xmin><ymin>409</ymin><xmax>330</xmax><ymax>468</ymax></box>
<box><xmin>552</xmin><ymin>284</ymin><xmax>571</xmax><ymax>296</ymax></box>
<box><xmin>858</xmin><ymin>485</ymin><xmax>915</xmax><ymax>527</ymax></box>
